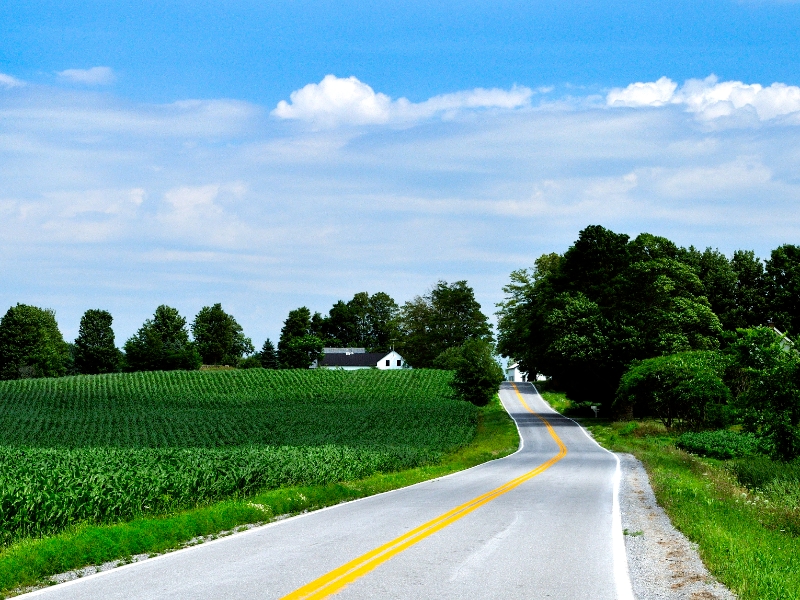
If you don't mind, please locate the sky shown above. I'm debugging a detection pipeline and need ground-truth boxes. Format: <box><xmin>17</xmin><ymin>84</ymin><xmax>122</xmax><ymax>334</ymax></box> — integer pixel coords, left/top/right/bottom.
<box><xmin>2</xmin><ymin>0</ymin><xmax>800</xmax><ymax>347</ymax></box>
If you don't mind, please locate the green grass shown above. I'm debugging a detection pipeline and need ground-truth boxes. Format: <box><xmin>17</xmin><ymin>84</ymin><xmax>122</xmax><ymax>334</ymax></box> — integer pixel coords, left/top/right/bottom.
<box><xmin>583</xmin><ymin>419</ymin><xmax>800</xmax><ymax>600</ymax></box>
<box><xmin>538</xmin><ymin>390</ymin><xmax>573</xmax><ymax>414</ymax></box>
<box><xmin>0</xmin><ymin>395</ymin><xmax>517</xmax><ymax>595</ymax></box>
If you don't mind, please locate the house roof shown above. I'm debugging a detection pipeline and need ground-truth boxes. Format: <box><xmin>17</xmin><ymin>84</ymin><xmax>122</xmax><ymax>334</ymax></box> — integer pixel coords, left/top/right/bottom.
<box><xmin>318</xmin><ymin>352</ymin><xmax>387</xmax><ymax>367</ymax></box>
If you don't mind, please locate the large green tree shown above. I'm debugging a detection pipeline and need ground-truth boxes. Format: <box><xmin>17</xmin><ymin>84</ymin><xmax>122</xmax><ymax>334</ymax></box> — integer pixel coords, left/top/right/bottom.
<box><xmin>0</xmin><ymin>304</ymin><xmax>71</xmax><ymax>380</ymax></box>
<box><xmin>398</xmin><ymin>280</ymin><xmax>492</xmax><ymax>368</ymax></box>
<box><xmin>74</xmin><ymin>309</ymin><xmax>120</xmax><ymax>374</ymax></box>
<box><xmin>124</xmin><ymin>305</ymin><xmax>201</xmax><ymax>372</ymax></box>
<box><xmin>497</xmin><ymin>226</ymin><xmax>722</xmax><ymax>403</ymax></box>
<box><xmin>191</xmin><ymin>303</ymin><xmax>254</xmax><ymax>365</ymax></box>
<box><xmin>766</xmin><ymin>244</ymin><xmax>800</xmax><ymax>335</ymax></box>
<box><xmin>277</xmin><ymin>307</ymin><xmax>324</xmax><ymax>368</ymax></box>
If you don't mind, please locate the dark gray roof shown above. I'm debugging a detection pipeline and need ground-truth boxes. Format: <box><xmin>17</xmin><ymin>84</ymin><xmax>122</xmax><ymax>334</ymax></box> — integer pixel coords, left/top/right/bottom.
<box><xmin>318</xmin><ymin>352</ymin><xmax>386</xmax><ymax>367</ymax></box>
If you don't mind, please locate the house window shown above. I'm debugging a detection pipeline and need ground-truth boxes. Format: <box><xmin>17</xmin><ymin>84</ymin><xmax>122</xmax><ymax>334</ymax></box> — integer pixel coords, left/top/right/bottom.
<box><xmin>385</xmin><ymin>359</ymin><xmax>390</xmax><ymax>366</ymax></box>
<box><xmin>397</xmin><ymin>360</ymin><xmax>401</xmax><ymax>366</ymax></box>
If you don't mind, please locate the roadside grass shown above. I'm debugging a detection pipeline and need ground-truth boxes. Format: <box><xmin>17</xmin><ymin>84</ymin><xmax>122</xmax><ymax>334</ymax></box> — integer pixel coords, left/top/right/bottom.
<box><xmin>0</xmin><ymin>394</ymin><xmax>519</xmax><ymax>597</ymax></box>
<box><xmin>538</xmin><ymin>390</ymin><xmax>573</xmax><ymax>414</ymax></box>
<box><xmin>581</xmin><ymin>420</ymin><xmax>800</xmax><ymax>600</ymax></box>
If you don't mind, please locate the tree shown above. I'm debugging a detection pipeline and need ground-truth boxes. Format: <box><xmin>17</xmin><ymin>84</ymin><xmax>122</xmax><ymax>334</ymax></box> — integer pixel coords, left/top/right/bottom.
<box><xmin>74</xmin><ymin>309</ymin><xmax>120</xmax><ymax>374</ymax></box>
<box><xmin>433</xmin><ymin>339</ymin><xmax>504</xmax><ymax>406</ymax></box>
<box><xmin>282</xmin><ymin>334</ymin><xmax>324</xmax><ymax>369</ymax></box>
<box><xmin>496</xmin><ymin>227</ymin><xmax>723</xmax><ymax>404</ymax></box>
<box><xmin>316</xmin><ymin>292</ymin><xmax>400</xmax><ymax>351</ymax></box>
<box><xmin>766</xmin><ymin>244</ymin><xmax>800</xmax><ymax>335</ymax></box>
<box><xmin>124</xmin><ymin>305</ymin><xmax>201</xmax><ymax>372</ymax></box>
<box><xmin>0</xmin><ymin>304</ymin><xmax>71</xmax><ymax>380</ymax></box>
<box><xmin>725</xmin><ymin>327</ymin><xmax>800</xmax><ymax>460</ymax></box>
<box><xmin>277</xmin><ymin>307</ymin><xmax>324</xmax><ymax>368</ymax></box>
<box><xmin>191</xmin><ymin>303</ymin><xmax>254</xmax><ymax>366</ymax></box>
<box><xmin>728</xmin><ymin>250</ymin><xmax>768</xmax><ymax>329</ymax></box>
<box><xmin>399</xmin><ymin>280</ymin><xmax>493</xmax><ymax>368</ymax></box>
<box><xmin>615</xmin><ymin>351</ymin><xmax>731</xmax><ymax>429</ymax></box>
<box><xmin>259</xmin><ymin>339</ymin><xmax>279</xmax><ymax>369</ymax></box>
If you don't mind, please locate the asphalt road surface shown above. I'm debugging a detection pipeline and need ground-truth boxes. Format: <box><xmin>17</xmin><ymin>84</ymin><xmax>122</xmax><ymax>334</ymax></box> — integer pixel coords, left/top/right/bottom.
<box><xmin>22</xmin><ymin>382</ymin><xmax>633</xmax><ymax>599</ymax></box>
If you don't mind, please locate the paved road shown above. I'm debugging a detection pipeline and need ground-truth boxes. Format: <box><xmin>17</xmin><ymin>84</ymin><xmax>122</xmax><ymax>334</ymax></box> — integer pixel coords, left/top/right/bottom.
<box><xmin>23</xmin><ymin>382</ymin><xmax>633</xmax><ymax>599</ymax></box>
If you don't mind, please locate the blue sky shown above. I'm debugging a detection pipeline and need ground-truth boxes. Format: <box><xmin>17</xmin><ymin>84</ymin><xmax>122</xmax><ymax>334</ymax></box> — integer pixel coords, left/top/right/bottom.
<box><xmin>2</xmin><ymin>1</ymin><xmax>800</xmax><ymax>347</ymax></box>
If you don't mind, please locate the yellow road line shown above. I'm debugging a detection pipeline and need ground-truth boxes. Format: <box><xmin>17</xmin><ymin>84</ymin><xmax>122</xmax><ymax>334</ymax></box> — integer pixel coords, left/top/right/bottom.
<box><xmin>281</xmin><ymin>383</ymin><xmax>568</xmax><ymax>600</ymax></box>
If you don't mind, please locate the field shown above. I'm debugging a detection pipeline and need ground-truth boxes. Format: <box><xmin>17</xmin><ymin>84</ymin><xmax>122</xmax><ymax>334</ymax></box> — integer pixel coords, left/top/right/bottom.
<box><xmin>0</xmin><ymin>369</ymin><xmax>476</xmax><ymax>546</ymax></box>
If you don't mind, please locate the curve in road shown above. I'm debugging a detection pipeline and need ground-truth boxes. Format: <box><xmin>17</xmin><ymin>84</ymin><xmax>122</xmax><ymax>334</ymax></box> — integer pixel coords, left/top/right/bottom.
<box><xmin>21</xmin><ymin>382</ymin><xmax>634</xmax><ymax>600</ymax></box>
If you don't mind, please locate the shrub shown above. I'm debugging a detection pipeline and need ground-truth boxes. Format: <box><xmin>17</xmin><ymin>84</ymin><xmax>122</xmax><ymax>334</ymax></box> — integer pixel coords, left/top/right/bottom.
<box><xmin>677</xmin><ymin>430</ymin><xmax>763</xmax><ymax>459</ymax></box>
<box><xmin>433</xmin><ymin>339</ymin><xmax>504</xmax><ymax>406</ymax></box>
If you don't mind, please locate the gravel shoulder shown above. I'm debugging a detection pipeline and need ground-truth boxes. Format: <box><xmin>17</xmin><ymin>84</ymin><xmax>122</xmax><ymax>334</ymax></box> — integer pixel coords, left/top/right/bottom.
<box><xmin>619</xmin><ymin>452</ymin><xmax>736</xmax><ymax>600</ymax></box>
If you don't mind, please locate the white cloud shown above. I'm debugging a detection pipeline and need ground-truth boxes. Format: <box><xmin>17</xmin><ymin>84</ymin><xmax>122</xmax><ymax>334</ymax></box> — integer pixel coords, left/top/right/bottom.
<box><xmin>57</xmin><ymin>66</ymin><xmax>116</xmax><ymax>85</ymax></box>
<box><xmin>606</xmin><ymin>77</ymin><xmax>677</xmax><ymax>107</ymax></box>
<box><xmin>0</xmin><ymin>73</ymin><xmax>25</xmax><ymax>89</ymax></box>
<box><xmin>607</xmin><ymin>75</ymin><xmax>800</xmax><ymax>122</ymax></box>
<box><xmin>272</xmin><ymin>74</ymin><xmax>532</xmax><ymax>127</ymax></box>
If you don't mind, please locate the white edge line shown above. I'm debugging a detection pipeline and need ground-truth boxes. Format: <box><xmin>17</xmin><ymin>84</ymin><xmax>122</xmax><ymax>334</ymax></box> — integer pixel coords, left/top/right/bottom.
<box><xmin>529</xmin><ymin>383</ymin><xmax>635</xmax><ymax>600</ymax></box>
<box><xmin>19</xmin><ymin>389</ymin><xmax>528</xmax><ymax>598</ymax></box>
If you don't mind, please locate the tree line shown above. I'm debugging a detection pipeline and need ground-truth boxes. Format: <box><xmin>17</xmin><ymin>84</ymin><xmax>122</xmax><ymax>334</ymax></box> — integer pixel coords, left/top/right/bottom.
<box><xmin>497</xmin><ymin>225</ymin><xmax>800</xmax><ymax>458</ymax></box>
<box><xmin>0</xmin><ymin>280</ymin><xmax>504</xmax><ymax>405</ymax></box>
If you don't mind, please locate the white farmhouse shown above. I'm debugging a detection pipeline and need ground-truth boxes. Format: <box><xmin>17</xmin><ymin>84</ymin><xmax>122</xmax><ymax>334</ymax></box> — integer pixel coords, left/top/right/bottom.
<box><xmin>312</xmin><ymin>348</ymin><xmax>407</xmax><ymax>370</ymax></box>
<box><xmin>505</xmin><ymin>362</ymin><xmax>526</xmax><ymax>382</ymax></box>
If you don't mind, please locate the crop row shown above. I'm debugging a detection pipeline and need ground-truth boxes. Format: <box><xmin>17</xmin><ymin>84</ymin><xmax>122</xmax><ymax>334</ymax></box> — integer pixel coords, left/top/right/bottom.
<box><xmin>0</xmin><ymin>444</ymin><xmax>439</xmax><ymax>544</ymax></box>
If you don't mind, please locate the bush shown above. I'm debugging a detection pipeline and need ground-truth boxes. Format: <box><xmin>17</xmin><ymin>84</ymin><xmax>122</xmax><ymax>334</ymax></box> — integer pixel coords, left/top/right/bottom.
<box><xmin>677</xmin><ymin>430</ymin><xmax>763</xmax><ymax>459</ymax></box>
<box><xmin>434</xmin><ymin>339</ymin><xmax>504</xmax><ymax>406</ymax></box>
<box><xmin>615</xmin><ymin>350</ymin><xmax>731</xmax><ymax>429</ymax></box>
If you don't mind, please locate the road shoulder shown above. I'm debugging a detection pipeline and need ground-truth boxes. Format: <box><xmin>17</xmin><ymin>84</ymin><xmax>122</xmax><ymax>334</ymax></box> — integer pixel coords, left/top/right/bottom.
<box><xmin>619</xmin><ymin>452</ymin><xmax>737</xmax><ymax>600</ymax></box>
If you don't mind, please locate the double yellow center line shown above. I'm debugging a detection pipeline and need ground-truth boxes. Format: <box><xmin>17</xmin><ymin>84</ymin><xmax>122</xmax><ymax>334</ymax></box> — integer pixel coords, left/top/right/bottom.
<box><xmin>281</xmin><ymin>383</ymin><xmax>568</xmax><ymax>599</ymax></box>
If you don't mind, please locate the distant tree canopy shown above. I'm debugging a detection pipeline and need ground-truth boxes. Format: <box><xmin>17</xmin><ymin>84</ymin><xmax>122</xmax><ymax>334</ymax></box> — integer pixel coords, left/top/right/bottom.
<box><xmin>311</xmin><ymin>291</ymin><xmax>400</xmax><ymax>352</ymax></box>
<box><xmin>277</xmin><ymin>307</ymin><xmax>324</xmax><ymax>369</ymax></box>
<box><xmin>74</xmin><ymin>309</ymin><xmax>120</xmax><ymax>374</ymax></box>
<box><xmin>496</xmin><ymin>225</ymin><xmax>749</xmax><ymax>403</ymax></box>
<box><xmin>124</xmin><ymin>305</ymin><xmax>201</xmax><ymax>372</ymax></box>
<box><xmin>398</xmin><ymin>280</ymin><xmax>493</xmax><ymax>368</ymax></box>
<box><xmin>0</xmin><ymin>304</ymin><xmax>71</xmax><ymax>380</ymax></box>
<box><xmin>191</xmin><ymin>303</ymin><xmax>254</xmax><ymax>366</ymax></box>
<box><xmin>259</xmin><ymin>338</ymin><xmax>279</xmax><ymax>369</ymax></box>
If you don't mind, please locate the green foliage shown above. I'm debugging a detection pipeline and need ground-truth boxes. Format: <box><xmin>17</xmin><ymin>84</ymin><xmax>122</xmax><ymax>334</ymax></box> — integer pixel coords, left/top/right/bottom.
<box><xmin>434</xmin><ymin>339</ymin><xmax>504</xmax><ymax>406</ymax></box>
<box><xmin>317</xmin><ymin>292</ymin><xmax>400</xmax><ymax>352</ymax></box>
<box><xmin>191</xmin><ymin>303</ymin><xmax>254</xmax><ymax>366</ymax></box>
<box><xmin>282</xmin><ymin>334</ymin><xmax>324</xmax><ymax>369</ymax></box>
<box><xmin>238</xmin><ymin>356</ymin><xmax>261</xmax><ymax>369</ymax></box>
<box><xmin>676</xmin><ymin>430</ymin><xmax>763</xmax><ymax>459</ymax></box>
<box><xmin>729</xmin><ymin>456</ymin><xmax>800</xmax><ymax>491</ymax></box>
<box><xmin>0</xmin><ymin>369</ymin><xmax>473</xmax><ymax>544</ymax></box>
<box><xmin>399</xmin><ymin>280</ymin><xmax>493</xmax><ymax>368</ymax></box>
<box><xmin>766</xmin><ymin>244</ymin><xmax>800</xmax><ymax>335</ymax></box>
<box><xmin>498</xmin><ymin>226</ymin><xmax>724</xmax><ymax>403</ymax></box>
<box><xmin>74</xmin><ymin>309</ymin><xmax>120</xmax><ymax>374</ymax></box>
<box><xmin>259</xmin><ymin>338</ymin><xmax>279</xmax><ymax>369</ymax></box>
<box><xmin>0</xmin><ymin>304</ymin><xmax>70</xmax><ymax>380</ymax></box>
<box><xmin>615</xmin><ymin>351</ymin><xmax>731</xmax><ymax>429</ymax></box>
<box><xmin>277</xmin><ymin>307</ymin><xmax>321</xmax><ymax>368</ymax></box>
<box><xmin>725</xmin><ymin>327</ymin><xmax>800</xmax><ymax>460</ymax></box>
<box><xmin>123</xmin><ymin>305</ymin><xmax>201</xmax><ymax>372</ymax></box>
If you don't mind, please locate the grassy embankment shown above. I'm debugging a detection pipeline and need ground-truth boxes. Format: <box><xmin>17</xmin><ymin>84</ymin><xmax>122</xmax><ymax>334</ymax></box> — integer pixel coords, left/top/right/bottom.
<box><xmin>0</xmin><ymin>369</ymin><xmax>519</xmax><ymax>595</ymax></box>
<box><xmin>537</xmin><ymin>388</ymin><xmax>800</xmax><ymax>600</ymax></box>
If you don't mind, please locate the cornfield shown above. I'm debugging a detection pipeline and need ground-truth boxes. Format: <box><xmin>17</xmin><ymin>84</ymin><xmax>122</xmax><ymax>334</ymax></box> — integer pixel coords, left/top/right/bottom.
<box><xmin>0</xmin><ymin>369</ymin><xmax>474</xmax><ymax>544</ymax></box>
